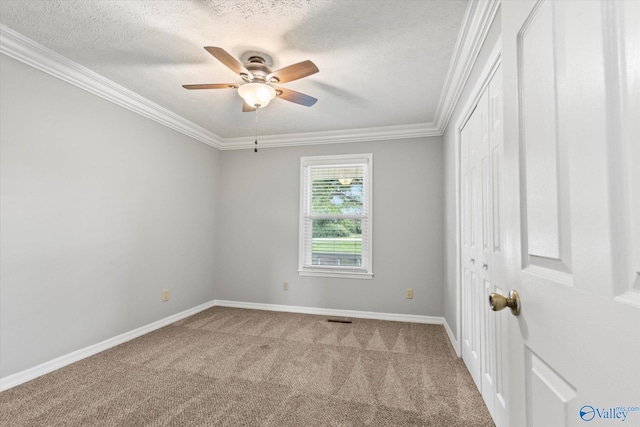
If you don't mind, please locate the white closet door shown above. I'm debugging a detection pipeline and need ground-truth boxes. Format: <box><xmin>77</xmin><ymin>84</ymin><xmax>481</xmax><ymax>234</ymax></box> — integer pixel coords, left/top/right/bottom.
<box><xmin>461</xmin><ymin>65</ymin><xmax>508</xmax><ymax>427</ymax></box>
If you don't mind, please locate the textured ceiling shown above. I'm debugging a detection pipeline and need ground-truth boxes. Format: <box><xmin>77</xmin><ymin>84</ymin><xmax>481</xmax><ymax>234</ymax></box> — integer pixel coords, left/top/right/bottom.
<box><xmin>0</xmin><ymin>0</ymin><xmax>469</xmax><ymax>141</ymax></box>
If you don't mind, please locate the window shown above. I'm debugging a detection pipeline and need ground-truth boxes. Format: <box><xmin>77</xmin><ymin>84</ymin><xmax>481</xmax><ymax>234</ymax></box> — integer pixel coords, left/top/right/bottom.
<box><xmin>299</xmin><ymin>154</ymin><xmax>373</xmax><ymax>279</ymax></box>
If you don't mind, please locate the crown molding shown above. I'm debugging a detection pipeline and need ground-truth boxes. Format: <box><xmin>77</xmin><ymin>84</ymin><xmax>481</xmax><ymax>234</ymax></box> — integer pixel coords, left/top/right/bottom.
<box><xmin>433</xmin><ymin>0</ymin><xmax>501</xmax><ymax>134</ymax></box>
<box><xmin>1</xmin><ymin>0</ymin><xmax>499</xmax><ymax>151</ymax></box>
<box><xmin>0</xmin><ymin>24</ymin><xmax>224</xmax><ymax>150</ymax></box>
<box><xmin>219</xmin><ymin>122</ymin><xmax>441</xmax><ymax>150</ymax></box>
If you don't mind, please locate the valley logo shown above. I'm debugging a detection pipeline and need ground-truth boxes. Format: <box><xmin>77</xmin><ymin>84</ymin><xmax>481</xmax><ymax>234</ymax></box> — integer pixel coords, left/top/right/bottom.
<box><xmin>580</xmin><ymin>405</ymin><xmax>640</xmax><ymax>422</ymax></box>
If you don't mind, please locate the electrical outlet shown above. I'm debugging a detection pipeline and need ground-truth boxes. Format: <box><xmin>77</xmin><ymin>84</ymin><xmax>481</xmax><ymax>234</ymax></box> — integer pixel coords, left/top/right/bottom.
<box><xmin>162</xmin><ymin>290</ymin><xmax>169</xmax><ymax>302</ymax></box>
<box><xmin>406</xmin><ymin>288</ymin><xmax>413</xmax><ymax>299</ymax></box>
<box><xmin>283</xmin><ymin>282</ymin><xmax>289</xmax><ymax>291</ymax></box>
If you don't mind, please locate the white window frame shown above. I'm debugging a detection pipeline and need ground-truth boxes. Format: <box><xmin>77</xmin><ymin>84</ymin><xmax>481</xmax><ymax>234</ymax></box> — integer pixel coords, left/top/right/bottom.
<box><xmin>298</xmin><ymin>153</ymin><xmax>373</xmax><ymax>279</ymax></box>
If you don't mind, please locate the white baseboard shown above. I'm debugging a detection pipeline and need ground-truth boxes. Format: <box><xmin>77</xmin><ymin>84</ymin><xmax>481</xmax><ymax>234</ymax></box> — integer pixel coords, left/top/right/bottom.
<box><xmin>443</xmin><ymin>319</ymin><xmax>461</xmax><ymax>357</ymax></box>
<box><xmin>213</xmin><ymin>300</ymin><xmax>445</xmax><ymax>325</ymax></box>
<box><xmin>0</xmin><ymin>300</ymin><xmax>216</xmax><ymax>392</ymax></box>
<box><xmin>1</xmin><ymin>299</ymin><xmax>446</xmax><ymax>392</ymax></box>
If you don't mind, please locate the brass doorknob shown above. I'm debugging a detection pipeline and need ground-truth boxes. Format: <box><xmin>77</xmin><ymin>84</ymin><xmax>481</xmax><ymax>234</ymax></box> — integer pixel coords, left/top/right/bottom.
<box><xmin>489</xmin><ymin>290</ymin><xmax>521</xmax><ymax>316</ymax></box>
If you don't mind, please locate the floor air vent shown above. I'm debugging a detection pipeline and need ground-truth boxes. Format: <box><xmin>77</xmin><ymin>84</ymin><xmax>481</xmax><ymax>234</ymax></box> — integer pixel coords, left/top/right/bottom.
<box><xmin>327</xmin><ymin>318</ymin><xmax>352</xmax><ymax>324</ymax></box>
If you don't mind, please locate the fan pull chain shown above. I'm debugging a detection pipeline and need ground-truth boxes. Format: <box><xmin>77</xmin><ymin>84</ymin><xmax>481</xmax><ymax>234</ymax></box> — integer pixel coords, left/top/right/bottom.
<box><xmin>254</xmin><ymin>107</ymin><xmax>259</xmax><ymax>153</ymax></box>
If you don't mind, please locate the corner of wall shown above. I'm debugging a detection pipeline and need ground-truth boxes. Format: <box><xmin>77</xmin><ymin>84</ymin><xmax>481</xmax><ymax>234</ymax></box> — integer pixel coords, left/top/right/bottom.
<box><xmin>443</xmin><ymin>317</ymin><xmax>461</xmax><ymax>356</ymax></box>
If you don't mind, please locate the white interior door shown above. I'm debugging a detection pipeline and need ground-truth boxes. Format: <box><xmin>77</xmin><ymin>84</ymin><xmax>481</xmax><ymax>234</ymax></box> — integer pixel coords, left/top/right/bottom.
<box><xmin>461</xmin><ymin>64</ymin><xmax>508</xmax><ymax>427</ymax></box>
<box><xmin>501</xmin><ymin>1</ymin><xmax>640</xmax><ymax>426</ymax></box>
<box><xmin>482</xmin><ymin>65</ymin><xmax>508</xmax><ymax>427</ymax></box>
<box><xmin>461</xmin><ymin>91</ymin><xmax>482</xmax><ymax>391</ymax></box>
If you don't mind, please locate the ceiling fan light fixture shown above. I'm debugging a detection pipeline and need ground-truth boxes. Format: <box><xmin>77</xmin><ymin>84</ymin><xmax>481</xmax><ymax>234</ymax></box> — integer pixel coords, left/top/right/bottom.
<box><xmin>238</xmin><ymin>82</ymin><xmax>277</xmax><ymax>108</ymax></box>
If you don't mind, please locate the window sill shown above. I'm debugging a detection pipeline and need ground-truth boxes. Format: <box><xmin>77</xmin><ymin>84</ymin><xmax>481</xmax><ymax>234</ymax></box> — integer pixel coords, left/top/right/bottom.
<box><xmin>298</xmin><ymin>269</ymin><xmax>373</xmax><ymax>280</ymax></box>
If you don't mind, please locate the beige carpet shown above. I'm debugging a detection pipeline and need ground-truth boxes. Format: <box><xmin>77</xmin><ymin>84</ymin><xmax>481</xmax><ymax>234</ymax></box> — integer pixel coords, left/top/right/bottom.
<box><xmin>0</xmin><ymin>307</ymin><xmax>494</xmax><ymax>426</ymax></box>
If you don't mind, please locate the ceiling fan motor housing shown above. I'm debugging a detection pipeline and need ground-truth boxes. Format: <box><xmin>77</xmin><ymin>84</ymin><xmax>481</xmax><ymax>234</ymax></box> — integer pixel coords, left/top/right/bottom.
<box><xmin>243</xmin><ymin>56</ymin><xmax>278</xmax><ymax>84</ymax></box>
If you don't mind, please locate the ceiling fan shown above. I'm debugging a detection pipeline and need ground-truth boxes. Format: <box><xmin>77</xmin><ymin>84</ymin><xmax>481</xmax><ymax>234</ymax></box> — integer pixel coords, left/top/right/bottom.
<box><xmin>182</xmin><ymin>47</ymin><xmax>319</xmax><ymax>111</ymax></box>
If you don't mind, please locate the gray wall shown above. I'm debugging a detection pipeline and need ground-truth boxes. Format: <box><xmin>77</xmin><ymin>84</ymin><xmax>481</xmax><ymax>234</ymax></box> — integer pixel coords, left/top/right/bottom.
<box><xmin>215</xmin><ymin>138</ymin><xmax>444</xmax><ymax>316</ymax></box>
<box><xmin>442</xmin><ymin>10</ymin><xmax>502</xmax><ymax>343</ymax></box>
<box><xmin>0</xmin><ymin>55</ymin><xmax>221</xmax><ymax>377</ymax></box>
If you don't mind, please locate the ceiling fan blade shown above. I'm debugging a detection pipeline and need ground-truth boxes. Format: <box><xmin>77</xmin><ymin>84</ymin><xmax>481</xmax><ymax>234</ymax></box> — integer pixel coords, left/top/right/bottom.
<box><xmin>182</xmin><ymin>83</ymin><xmax>239</xmax><ymax>90</ymax></box>
<box><xmin>204</xmin><ymin>46</ymin><xmax>251</xmax><ymax>77</ymax></box>
<box><xmin>267</xmin><ymin>60</ymin><xmax>319</xmax><ymax>84</ymax></box>
<box><xmin>276</xmin><ymin>87</ymin><xmax>318</xmax><ymax>107</ymax></box>
<box><xmin>242</xmin><ymin>102</ymin><xmax>257</xmax><ymax>112</ymax></box>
